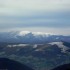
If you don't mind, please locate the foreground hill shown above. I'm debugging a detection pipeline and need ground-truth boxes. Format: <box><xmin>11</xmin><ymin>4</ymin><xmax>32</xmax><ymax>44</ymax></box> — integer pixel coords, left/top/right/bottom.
<box><xmin>0</xmin><ymin>58</ymin><xmax>33</xmax><ymax>70</ymax></box>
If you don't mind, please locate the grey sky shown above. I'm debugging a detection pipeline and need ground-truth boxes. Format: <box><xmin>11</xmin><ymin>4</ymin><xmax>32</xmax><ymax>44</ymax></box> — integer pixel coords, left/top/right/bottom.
<box><xmin>0</xmin><ymin>0</ymin><xmax>70</xmax><ymax>35</ymax></box>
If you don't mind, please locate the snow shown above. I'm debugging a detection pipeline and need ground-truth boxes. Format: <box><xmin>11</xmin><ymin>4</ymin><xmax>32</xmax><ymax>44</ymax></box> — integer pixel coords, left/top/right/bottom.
<box><xmin>7</xmin><ymin>44</ymin><xmax>28</xmax><ymax>47</ymax></box>
<box><xmin>19</xmin><ymin>31</ymin><xmax>30</xmax><ymax>36</ymax></box>
<box><xmin>33</xmin><ymin>44</ymin><xmax>38</xmax><ymax>48</ymax></box>
<box><xmin>18</xmin><ymin>31</ymin><xmax>53</xmax><ymax>37</ymax></box>
<box><xmin>49</xmin><ymin>42</ymin><xmax>69</xmax><ymax>53</ymax></box>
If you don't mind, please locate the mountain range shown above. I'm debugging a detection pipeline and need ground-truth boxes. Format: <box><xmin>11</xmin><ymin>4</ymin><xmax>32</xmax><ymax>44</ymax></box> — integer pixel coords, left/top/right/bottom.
<box><xmin>0</xmin><ymin>31</ymin><xmax>70</xmax><ymax>44</ymax></box>
<box><xmin>0</xmin><ymin>31</ymin><xmax>70</xmax><ymax>70</ymax></box>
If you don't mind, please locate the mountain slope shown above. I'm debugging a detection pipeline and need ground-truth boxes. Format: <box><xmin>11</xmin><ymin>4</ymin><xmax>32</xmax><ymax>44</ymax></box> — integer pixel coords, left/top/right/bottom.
<box><xmin>0</xmin><ymin>58</ymin><xmax>33</xmax><ymax>70</ymax></box>
<box><xmin>0</xmin><ymin>42</ymin><xmax>70</xmax><ymax>70</ymax></box>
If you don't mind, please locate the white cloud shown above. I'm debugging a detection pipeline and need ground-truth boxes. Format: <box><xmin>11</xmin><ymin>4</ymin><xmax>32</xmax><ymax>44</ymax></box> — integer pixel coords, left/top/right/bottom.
<box><xmin>0</xmin><ymin>0</ymin><xmax>70</xmax><ymax>35</ymax></box>
<box><xmin>0</xmin><ymin>0</ymin><xmax>70</xmax><ymax>16</ymax></box>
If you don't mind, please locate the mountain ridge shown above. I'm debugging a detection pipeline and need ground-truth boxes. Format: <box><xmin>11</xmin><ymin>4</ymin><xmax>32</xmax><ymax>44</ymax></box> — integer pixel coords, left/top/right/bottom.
<box><xmin>0</xmin><ymin>31</ymin><xmax>70</xmax><ymax>44</ymax></box>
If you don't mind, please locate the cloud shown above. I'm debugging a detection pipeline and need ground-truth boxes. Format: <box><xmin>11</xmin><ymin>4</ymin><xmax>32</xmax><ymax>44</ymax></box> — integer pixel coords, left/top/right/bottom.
<box><xmin>0</xmin><ymin>0</ymin><xmax>70</xmax><ymax>16</ymax></box>
<box><xmin>0</xmin><ymin>0</ymin><xmax>70</xmax><ymax>35</ymax></box>
<box><xmin>0</xmin><ymin>11</ymin><xmax>70</xmax><ymax>28</ymax></box>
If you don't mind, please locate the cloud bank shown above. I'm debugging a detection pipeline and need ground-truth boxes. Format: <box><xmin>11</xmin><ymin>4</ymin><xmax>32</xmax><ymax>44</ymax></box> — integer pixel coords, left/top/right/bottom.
<box><xmin>0</xmin><ymin>0</ymin><xmax>70</xmax><ymax>35</ymax></box>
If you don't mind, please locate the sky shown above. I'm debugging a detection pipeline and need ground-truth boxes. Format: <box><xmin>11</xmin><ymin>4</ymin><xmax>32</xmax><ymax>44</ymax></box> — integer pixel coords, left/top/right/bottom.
<box><xmin>0</xmin><ymin>0</ymin><xmax>70</xmax><ymax>35</ymax></box>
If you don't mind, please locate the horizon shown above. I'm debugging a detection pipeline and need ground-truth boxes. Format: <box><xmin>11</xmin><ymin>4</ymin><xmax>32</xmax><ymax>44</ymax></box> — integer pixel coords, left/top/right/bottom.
<box><xmin>0</xmin><ymin>30</ymin><xmax>70</xmax><ymax>36</ymax></box>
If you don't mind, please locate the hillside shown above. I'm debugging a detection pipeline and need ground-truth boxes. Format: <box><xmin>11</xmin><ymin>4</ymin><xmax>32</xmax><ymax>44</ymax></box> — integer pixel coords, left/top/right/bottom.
<box><xmin>0</xmin><ymin>42</ymin><xmax>70</xmax><ymax>70</ymax></box>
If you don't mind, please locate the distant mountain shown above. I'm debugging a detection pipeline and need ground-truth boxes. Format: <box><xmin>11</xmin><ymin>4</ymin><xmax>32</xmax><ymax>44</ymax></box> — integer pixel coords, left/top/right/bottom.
<box><xmin>0</xmin><ymin>31</ymin><xmax>70</xmax><ymax>44</ymax></box>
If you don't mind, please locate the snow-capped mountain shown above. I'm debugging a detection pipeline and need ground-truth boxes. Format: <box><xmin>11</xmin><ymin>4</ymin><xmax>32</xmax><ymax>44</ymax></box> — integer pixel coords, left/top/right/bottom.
<box><xmin>0</xmin><ymin>31</ymin><xmax>70</xmax><ymax>44</ymax></box>
<box><xmin>6</xmin><ymin>41</ymin><xmax>70</xmax><ymax>53</ymax></box>
<box><xmin>49</xmin><ymin>42</ymin><xmax>70</xmax><ymax>53</ymax></box>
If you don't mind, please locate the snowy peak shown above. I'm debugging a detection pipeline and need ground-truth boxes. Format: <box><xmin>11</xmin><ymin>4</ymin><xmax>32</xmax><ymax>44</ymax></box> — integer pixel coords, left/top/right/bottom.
<box><xmin>18</xmin><ymin>31</ymin><xmax>52</xmax><ymax>37</ymax></box>
<box><xmin>49</xmin><ymin>42</ymin><xmax>63</xmax><ymax>45</ymax></box>
<box><xmin>0</xmin><ymin>31</ymin><xmax>70</xmax><ymax>44</ymax></box>
<box><xmin>18</xmin><ymin>31</ymin><xmax>30</xmax><ymax>36</ymax></box>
